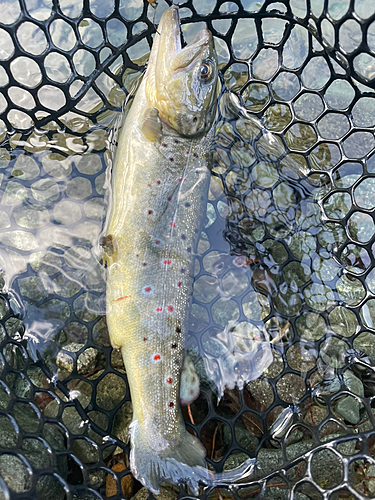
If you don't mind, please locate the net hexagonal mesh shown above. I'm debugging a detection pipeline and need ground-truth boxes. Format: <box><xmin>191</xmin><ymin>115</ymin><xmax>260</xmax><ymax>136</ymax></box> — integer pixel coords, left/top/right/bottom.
<box><xmin>1</xmin><ymin>0</ymin><xmax>375</xmax><ymax>499</ymax></box>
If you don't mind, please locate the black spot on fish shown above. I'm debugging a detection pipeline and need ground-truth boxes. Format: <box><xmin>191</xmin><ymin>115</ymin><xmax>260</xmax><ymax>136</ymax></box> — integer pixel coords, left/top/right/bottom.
<box><xmin>181</xmin><ymin>235</ymin><xmax>186</xmax><ymax>240</ymax></box>
<box><xmin>176</xmin><ymin>326</ymin><xmax>181</xmax><ymax>333</ymax></box>
<box><xmin>187</xmin><ymin>247</ymin><xmax>191</xmax><ymax>253</ymax></box>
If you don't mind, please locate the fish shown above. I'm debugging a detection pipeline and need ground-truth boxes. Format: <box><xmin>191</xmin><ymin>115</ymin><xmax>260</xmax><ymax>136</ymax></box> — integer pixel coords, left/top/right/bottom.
<box><xmin>101</xmin><ymin>5</ymin><xmax>256</xmax><ymax>494</ymax></box>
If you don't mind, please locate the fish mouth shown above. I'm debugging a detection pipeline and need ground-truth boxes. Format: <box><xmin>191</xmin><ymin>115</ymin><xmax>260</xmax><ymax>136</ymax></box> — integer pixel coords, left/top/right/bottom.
<box><xmin>155</xmin><ymin>5</ymin><xmax>211</xmax><ymax>66</ymax></box>
<box><xmin>157</xmin><ymin>5</ymin><xmax>182</xmax><ymax>58</ymax></box>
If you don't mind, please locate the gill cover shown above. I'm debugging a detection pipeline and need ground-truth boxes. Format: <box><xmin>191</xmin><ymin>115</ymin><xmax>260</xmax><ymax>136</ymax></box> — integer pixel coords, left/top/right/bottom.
<box><xmin>145</xmin><ymin>5</ymin><xmax>218</xmax><ymax>138</ymax></box>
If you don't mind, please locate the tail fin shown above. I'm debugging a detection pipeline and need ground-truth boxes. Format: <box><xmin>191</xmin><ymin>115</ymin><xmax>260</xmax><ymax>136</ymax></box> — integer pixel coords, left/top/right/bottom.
<box><xmin>129</xmin><ymin>421</ymin><xmax>256</xmax><ymax>494</ymax></box>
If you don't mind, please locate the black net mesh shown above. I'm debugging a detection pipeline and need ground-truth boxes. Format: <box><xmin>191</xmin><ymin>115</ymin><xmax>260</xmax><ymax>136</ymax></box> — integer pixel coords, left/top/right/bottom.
<box><xmin>2</xmin><ymin>0</ymin><xmax>375</xmax><ymax>499</ymax></box>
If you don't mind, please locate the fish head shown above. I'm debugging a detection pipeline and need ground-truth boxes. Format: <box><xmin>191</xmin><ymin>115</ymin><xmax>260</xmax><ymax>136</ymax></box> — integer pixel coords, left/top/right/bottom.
<box><xmin>145</xmin><ymin>5</ymin><xmax>219</xmax><ymax>138</ymax></box>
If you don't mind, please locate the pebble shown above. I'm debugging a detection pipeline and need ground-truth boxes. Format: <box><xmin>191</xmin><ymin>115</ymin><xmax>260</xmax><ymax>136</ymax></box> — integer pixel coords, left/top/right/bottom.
<box><xmin>0</xmin><ymin>454</ymin><xmax>31</xmax><ymax>493</ymax></box>
<box><xmin>131</xmin><ymin>485</ymin><xmax>179</xmax><ymax>500</ymax></box>
<box><xmin>56</xmin><ymin>342</ymin><xmax>99</xmax><ymax>376</ymax></box>
<box><xmin>335</xmin><ymin>371</ymin><xmax>364</xmax><ymax>425</ymax></box>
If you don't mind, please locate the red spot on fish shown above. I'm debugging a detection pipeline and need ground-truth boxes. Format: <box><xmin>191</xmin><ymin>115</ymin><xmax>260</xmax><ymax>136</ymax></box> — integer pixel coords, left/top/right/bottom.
<box><xmin>144</xmin><ymin>286</ymin><xmax>152</xmax><ymax>293</ymax></box>
<box><xmin>156</xmin><ymin>180</ymin><xmax>161</xmax><ymax>184</ymax></box>
<box><xmin>154</xmin><ymin>354</ymin><xmax>161</xmax><ymax>361</ymax></box>
<box><xmin>154</xmin><ymin>239</ymin><xmax>160</xmax><ymax>245</ymax></box>
<box><xmin>148</xmin><ymin>184</ymin><xmax>151</xmax><ymax>187</ymax></box>
<box><xmin>170</xmin><ymin>222</ymin><xmax>176</xmax><ymax>228</ymax></box>
<box><xmin>168</xmin><ymin>401</ymin><xmax>174</xmax><ymax>408</ymax></box>
<box><xmin>177</xmin><ymin>281</ymin><xmax>182</xmax><ymax>287</ymax></box>
<box><xmin>178</xmin><ymin>178</ymin><xmax>186</xmax><ymax>182</ymax></box>
<box><xmin>113</xmin><ymin>295</ymin><xmax>131</xmax><ymax>302</ymax></box>
<box><xmin>170</xmin><ymin>157</ymin><xmax>174</xmax><ymax>162</ymax></box>
<box><xmin>167</xmin><ymin>197</ymin><xmax>172</xmax><ymax>202</ymax></box>
<box><xmin>163</xmin><ymin>259</ymin><xmax>172</xmax><ymax>265</ymax></box>
<box><xmin>186</xmin><ymin>151</ymin><xmax>189</xmax><ymax>155</ymax></box>
<box><xmin>155</xmin><ymin>306</ymin><xmax>162</xmax><ymax>312</ymax></box>
<box><xmin>143</xmin><ymin>337</ymin><xmax>147</xmax><ymax>341</ymax></box>
<box><xmin>148</xmin><ymin>210</ymin><xmax>153</xmax><ymax>215</ymax></box>
<box><xmin>142</xmin><ymin>263</ymin><xmax>147</xmax><ymax>266</ymax></box>
<box><xmin>167</xmin><ymin>305</ymin><xmax>174</xmax><ymax>312</ymax></box>
<box><xmin>166</xmin><ymin>377</ymin><xmax>172</xmax><ymax>384</ymax></box>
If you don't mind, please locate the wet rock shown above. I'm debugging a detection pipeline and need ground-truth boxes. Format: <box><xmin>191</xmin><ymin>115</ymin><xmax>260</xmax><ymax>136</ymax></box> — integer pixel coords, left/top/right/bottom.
<box><xmin>95</xmin><ymin>371</ymin><xmax>127</xmax><ymax>410</ymax></box>
<box><xmin>113</xmin><ymin>400</ymin><xmax>133</xmax><ymax>445</ymax></box>
<box><xmin>246</xmin><ymin>379</ymin><xmax>274</xmax><ymax>410</ymax></box>
<box><xmin>335</xmin><ymin>395</ymin><xmax>361</xmax><ymax>425</ymax></box>
<box><xmin>36</xmin><ymin>475</ymin><xmax>66</xmax><ymax>500</ymax></box>
<box><xmin>334</xmin><ymin>370</ymin><xmax>364</xmax><ymax>425</ymax></box>
<box><xmin>234</xmin><ymin>421</ymin><xmax>259</xmax><ymax>451</ymax></box>
<box><xmin>223</xmin><ymin>452</ymin><xmax>253</xmax><ymax>472</ymax></box>
<box><xmin>73</xmin><ymin>438</ymin><xmax>99</xmax><ymax>464</ymax></box>
<box><xmin>366</xmin><ymin>465</ymin><xmax>375</xmax><ymax>495</ymax></box>
<box><xmin>0</xmin><ymin>454</ymin><xmax>31</xmax><ymax>493</ymax></box>
<box><xmin>56</xmin><ymin>342</ymin><xmax>99</xmax><ymax>376</ymax></box>
<box><xmin>264</xmin><ymin>488</ymin><xmax>311</xmax><ymax>500</ymax></box>
<box><xmin>77</xmin><ymin>346</ymin><xmax>100</xmax><ymax>375</ymax></box>
<box><xmin>257</xmin><ymin>440</ymin><xmax>315</xmax><ymax>476</ymax></box>
<box><xmin>111</xmin><ymin>348</ymin><xmax>125</xmax><ymax>370</ymax></box>
<box><xmin>22</xmin><ymin>437</ymin><xmax>51</xmax><ymax>469</ymax></box>
<box><xmin>73</xmin><ymin>492</ymin><xmax>101</xmax><ymax>500</ymax></box>
<box><xmin>45</xmin><ymin>398</ymin><xmax>112</xmax><ymax>464</ymax></box>
<box><xmin>311</xmin><ymin>448</ymin><xmax>343</xmax><ymax>489</ymax></box>
<box><xmin>0</xmin><ymin>416</ymin><xmax>17</xmax><ymax>448</ymax></box>
<box><xmin>89</xmin><ymin>469</ymin><xmax>106</xmax><ymax>489</ymax></box>
<box><xmin>106</xmin><ymin>463</ymin><xmax>137</xmax><ymax>499</ymax></box>
<box><xmin>131</xmin><ymin>485</ymin><xmax>179</xmax><ymax>500</ymax></box>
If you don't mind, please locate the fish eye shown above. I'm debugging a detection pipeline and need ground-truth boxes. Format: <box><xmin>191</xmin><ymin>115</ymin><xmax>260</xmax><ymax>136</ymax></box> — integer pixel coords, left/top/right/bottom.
<box><xmin>199</xmin><ymin>62</ymin><xmax>211</xmax><ymax>80</ymax></box>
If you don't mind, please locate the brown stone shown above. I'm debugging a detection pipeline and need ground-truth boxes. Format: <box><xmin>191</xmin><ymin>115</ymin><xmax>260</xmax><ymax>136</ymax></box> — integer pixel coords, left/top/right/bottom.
<box><xmin>106</xmin><ymin>463</ymin><xmax>136</xmax><ymax>499</ymax></box>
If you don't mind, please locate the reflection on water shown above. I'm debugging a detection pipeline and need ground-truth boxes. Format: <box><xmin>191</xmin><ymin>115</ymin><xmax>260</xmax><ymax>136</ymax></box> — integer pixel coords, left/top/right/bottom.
<box><xmin>2</xmin><ymin>0</ymin><xmax>375</xmax><ymax>498</ymax></box>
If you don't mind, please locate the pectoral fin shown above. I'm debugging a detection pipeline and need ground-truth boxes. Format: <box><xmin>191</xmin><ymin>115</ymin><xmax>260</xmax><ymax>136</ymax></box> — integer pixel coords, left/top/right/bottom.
<box><xmin>141</xmin><ymin>108</ymin><xmax>162</xmax><ymax>143</ymax></box>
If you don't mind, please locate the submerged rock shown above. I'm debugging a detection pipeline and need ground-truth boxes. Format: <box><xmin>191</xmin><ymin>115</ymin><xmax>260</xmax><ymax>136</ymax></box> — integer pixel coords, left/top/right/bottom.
<box><xmin>131</xmin><ymin>485</ymin><xmax>179</xmax><ymax>500</ymax></box>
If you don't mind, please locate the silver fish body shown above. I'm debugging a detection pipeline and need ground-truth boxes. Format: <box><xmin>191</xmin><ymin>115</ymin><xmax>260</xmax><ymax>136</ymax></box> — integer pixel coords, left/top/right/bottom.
<box><xmin>103</xmin><ymin>5</ymin><xmax>220</xmax><ymax>494</ymax></box>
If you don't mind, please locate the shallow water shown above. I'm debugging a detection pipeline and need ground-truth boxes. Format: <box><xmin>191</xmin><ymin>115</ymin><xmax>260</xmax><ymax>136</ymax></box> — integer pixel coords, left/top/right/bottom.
<box><xmin>2</xmin><ymin>0</ymin><xmax>375</xmax><ymax>498</ymax></box>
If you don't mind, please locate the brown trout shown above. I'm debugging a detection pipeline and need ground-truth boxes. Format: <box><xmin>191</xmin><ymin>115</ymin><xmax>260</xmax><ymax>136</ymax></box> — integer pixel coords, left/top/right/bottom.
<box><xmin>102</xmin><ymin>6</ymin><xmax>255</xmax><ymax>493</ymax></box>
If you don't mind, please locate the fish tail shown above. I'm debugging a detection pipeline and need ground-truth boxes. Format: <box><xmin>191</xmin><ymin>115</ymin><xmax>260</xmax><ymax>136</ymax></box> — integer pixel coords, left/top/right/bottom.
<box><xmin>129</xmin><ymin>420</ymin><xmax>256</xmax><ymax>494</ymax></box>
<box><xmin>129</xmin><ymin>420</ymin><xmax>209</xmax><ymax>494</ymax></box>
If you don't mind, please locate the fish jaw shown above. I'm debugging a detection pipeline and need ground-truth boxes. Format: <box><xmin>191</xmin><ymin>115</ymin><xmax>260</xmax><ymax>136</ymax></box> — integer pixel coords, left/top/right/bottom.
<box><xmin>145</xmin><ymin>6</ymin><xmax>218</xmax><ymax>138</ymax></box>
